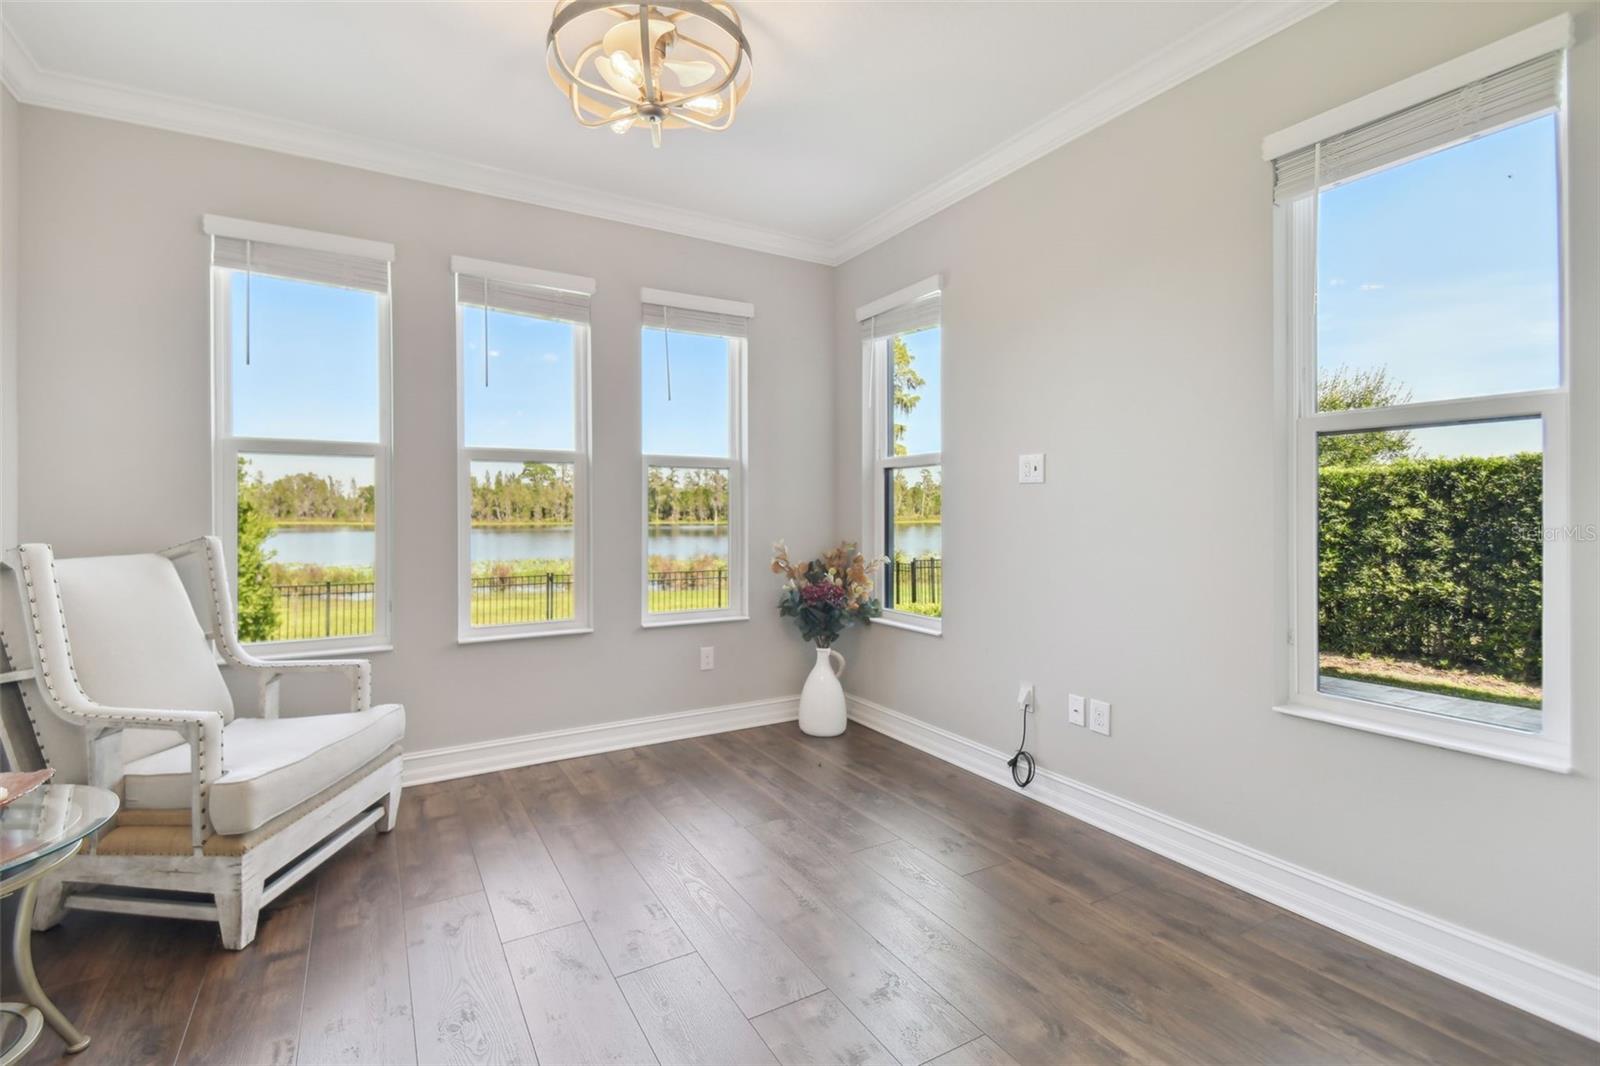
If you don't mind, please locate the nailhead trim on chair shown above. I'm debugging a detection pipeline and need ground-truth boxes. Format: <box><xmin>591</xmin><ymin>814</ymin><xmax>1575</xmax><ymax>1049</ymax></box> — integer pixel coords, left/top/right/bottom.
<box><xmin>14</xmin><ymin>546</ymin><xmax>224</xmax><ymax>837</ymax></box>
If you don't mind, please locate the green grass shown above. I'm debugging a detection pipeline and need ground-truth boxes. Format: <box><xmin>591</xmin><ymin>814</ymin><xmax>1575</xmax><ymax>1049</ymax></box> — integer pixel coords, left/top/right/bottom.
<box><xmin>264</xmin><ymin>580</ymin><xmax>728</xmax><ymax>640</ymax></box>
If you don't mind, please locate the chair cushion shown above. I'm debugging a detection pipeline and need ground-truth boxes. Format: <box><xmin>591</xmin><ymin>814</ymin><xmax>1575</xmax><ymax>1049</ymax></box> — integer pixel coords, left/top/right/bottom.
<box><xmin>54</xmin><ymin>554</ymin><xmax>236</xmax><ymax>765</ymax></box>
<box><xmin>121</xmin><ymin>704</ymin><xmax>405</xmax><ymax>835</ymax></box>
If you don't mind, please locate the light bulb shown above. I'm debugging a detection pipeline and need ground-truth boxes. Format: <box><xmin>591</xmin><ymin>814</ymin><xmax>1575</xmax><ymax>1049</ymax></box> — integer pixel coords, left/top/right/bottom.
<box><xmin>611</xmin><ymin>114</ymin><xmax>636</xmax><ymax>134</ymax></box>
<box><xmin>607</xmin><ymin>50</ymin><xmax>644</xmax><ymax>86</ymax></box>
<box><xmin>683</xmin><ymin>94</ymin><xmax>723</xmax><ymax>116</ymax></box>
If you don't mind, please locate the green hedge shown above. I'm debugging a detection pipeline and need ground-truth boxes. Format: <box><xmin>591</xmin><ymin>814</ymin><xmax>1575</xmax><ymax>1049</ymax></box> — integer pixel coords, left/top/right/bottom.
<box><xmin>1318</xmin><ymin>453</ymin><xmax>1541</xmax><ymax>683</ymax></box>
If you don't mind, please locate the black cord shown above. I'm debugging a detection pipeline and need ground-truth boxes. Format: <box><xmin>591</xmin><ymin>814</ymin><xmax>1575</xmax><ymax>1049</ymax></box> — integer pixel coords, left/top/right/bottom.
<box><xmin>1007</xmin><ymin>704</ymin><xmax>1036</xmax><ymax>789</ymax></box>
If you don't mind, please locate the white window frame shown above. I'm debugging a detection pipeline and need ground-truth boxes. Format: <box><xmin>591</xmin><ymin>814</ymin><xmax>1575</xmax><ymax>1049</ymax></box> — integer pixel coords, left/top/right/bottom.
<box><xmin>208</xmin><ymin>215</ymin><xmax>395</xmax><ymax>657</ymax></box>
<box><xmin>1268</xmin><ymin>19</ymin><xmax>1574</xmax><ymax>772</ymax></box>
<box><xmin>859</xmin><ymin>275</ymin><xmax>943</xmax><ymax>636</ymax></box>
<box><xmin>453</xmin><ymin>256</ymin><xmax>595</xmax><ymax>643</ymax></box>
<box><xmin>639</xmin><ymin>288</ymin><xmax>750</xmax><ymax>628</ymax></box>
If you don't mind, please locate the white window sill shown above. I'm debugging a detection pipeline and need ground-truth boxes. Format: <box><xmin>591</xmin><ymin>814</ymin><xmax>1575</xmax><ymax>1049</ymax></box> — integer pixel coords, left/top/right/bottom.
<box><xmin>1274</xmin><ymin>700</ymin><xmax>1570</xmax><ymax>773</ymax></box>
<box><xmin>871</xmin><ymin>613</ymin><xmax>942</xmax><ymax>637</ymax></box>
<box><xmin>458</xmin><ymin>626</ymin><xmax>594</xmax><ymax>645</ymax></box>
<box><xmin>641</xmin><ymin>614</ymin><xmax>750</xmax><ymax>630</ymax></box>
<box><xmin>251</xmin><ymin>642</ymin><xmax>394</xmax><ymax>660</ymax></box>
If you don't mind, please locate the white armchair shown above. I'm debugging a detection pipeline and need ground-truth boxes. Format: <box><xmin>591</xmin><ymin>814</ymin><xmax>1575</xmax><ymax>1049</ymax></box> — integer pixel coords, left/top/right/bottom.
<box><xmin>0</xmin><ymin>536</ymin><xmax>404</xmax><ymax>949</ymax></box>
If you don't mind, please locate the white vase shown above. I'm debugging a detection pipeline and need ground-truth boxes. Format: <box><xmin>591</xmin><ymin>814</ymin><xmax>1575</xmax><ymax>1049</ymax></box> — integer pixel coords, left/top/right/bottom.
<box><xmin>798</xmin><ymin>645</ymin><xmax>847</xmax><ymax>736</ymax></box>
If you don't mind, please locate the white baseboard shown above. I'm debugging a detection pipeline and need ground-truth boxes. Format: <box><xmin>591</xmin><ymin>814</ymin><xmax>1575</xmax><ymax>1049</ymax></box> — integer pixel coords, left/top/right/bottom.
<box><xmin>847</xmin><ymin>694</ymin><xmax>1600</xmax><ymax>1042</ymax></box>
<box><xmin>402</xmin><ymin>695</ymin><xmax>799</xmax><ymax>786</ymax></box>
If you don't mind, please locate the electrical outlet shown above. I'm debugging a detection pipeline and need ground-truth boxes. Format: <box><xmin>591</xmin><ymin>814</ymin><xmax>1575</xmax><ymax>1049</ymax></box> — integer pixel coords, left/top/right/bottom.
<box><xmin>1018</xmin><ymin>453</ymin><xmax>1045</xmax><ymax>484</ymax></box>
<box><xmin>1018</xmin><ymin>683</ymin><xmax>1034</xmax><ymax>713</ymax></box>
<box><xmin>699</xmin><ymin>646</ymin><xmax>715</xmax><ymax>671</ymax></box>
<box><xmin>1089</xmin><ymin>698</ymin><xmax>1111</xmax><ymax>736</ymax></box>
<box><xmin>1067</xmin><ymin>694</ymin><xmax>1085</xmax><ymax>727</ymax></box>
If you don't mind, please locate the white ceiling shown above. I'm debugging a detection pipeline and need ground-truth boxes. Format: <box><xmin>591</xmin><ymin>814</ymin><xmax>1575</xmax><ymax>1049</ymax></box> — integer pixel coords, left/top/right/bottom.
<box><xmin>0</xmin><ymin>1</ymin><xmax>1323</xmax><ymax>263</ymax></box>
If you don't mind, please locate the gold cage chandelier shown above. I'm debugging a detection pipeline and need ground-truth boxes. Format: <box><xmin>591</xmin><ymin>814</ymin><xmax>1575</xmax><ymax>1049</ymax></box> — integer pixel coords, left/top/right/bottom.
<box><xmin>547</xmin><ymin>1</ymin><xmax>752</xmax><ymax>147</ymax></box>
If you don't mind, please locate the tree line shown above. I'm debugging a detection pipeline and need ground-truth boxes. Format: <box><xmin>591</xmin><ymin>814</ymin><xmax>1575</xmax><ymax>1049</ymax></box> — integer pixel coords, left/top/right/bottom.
<box><xmin>647</xmin><ymin>467</ymin><xmax>728</xmax><ymax>524</ymax></box>
<box><xmin>242</xmin><ymin>462</ymin><xmax>739</xmax><ymax>527</ymax></box>
<box><xmin>242</xmin><ymin>470</ymin><xmax>374</xmax><ymax>524</ymax></box>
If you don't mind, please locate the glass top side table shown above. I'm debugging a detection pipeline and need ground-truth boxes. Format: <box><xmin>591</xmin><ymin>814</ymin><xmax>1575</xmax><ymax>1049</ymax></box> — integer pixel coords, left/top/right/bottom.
<box><xmin>1</xmin><ymin>783</ymin><xmax>119</xmax><ymax>1065</ymax></box>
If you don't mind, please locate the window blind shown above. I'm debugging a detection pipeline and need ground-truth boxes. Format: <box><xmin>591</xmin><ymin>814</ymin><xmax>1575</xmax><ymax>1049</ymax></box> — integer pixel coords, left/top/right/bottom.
<box><xmin>211</xmin><ymin>235</ymin><xmax>391</xmax><ymax>294</ymax></box>
<box><xmin>643</xmin><ymin>303</ymin><xmax>749</xmax><ymax>339</ymax></box>
<box><xmin>1272</xmin><ymin>51</ymin><xmax>1563</xmax><ymax>204</ymax></box>
<box><xmin>456</xmin><ymin>273</ymin><xmax>591</xmax><ymax>323</ymax></box>
<box><xmin>858</xmin><ymin>290</ymin><xmax>941</xmax><ymax>340</ymax></box>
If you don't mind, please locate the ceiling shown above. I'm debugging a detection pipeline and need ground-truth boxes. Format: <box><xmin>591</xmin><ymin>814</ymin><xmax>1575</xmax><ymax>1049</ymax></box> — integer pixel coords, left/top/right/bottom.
<box><xmin>1</xmin><ymin>1</ymin><xmax>1324</xmax><ymax>263</ymax></box>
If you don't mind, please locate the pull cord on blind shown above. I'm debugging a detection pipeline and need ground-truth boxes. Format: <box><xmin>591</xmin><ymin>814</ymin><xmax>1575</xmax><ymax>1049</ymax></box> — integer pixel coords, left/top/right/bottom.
<box><xmin>1272</xmin><ymin>51</ymin><xmax>1563</xmax><ymax>204</ymax></box>
<box><xmin>211</xmin><ymin>226</ymin><xmax>393</xmax><ymax>368</ymax></box>
<box><xmin>642</xmin><ymin>302</ymin><xmax>752</xmax><ymax>404</ymax></box>
<box><xmin>455</xmin><ymin>273</ymin><xmax>593</xmax><ymax>389</ymax></box>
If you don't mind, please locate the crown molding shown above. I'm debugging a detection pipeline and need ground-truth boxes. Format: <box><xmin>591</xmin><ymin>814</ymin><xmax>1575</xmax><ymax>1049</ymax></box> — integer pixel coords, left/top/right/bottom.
<box><xmin>4</xmin><ymin>5</ymin><xmax>1330</xmax><ymax>268</ymax></box>
<box><xmin>828</xmin><ymin>0</ymin><xmax>1335</xmax><ymax>265</ymax></box>
<box><xmin>0</xmin><ymin>21</ymin><xmax>834</xmax><ymax>265</ymax></box>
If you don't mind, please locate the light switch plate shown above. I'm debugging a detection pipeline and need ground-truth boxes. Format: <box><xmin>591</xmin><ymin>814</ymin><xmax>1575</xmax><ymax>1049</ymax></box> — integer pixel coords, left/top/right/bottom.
<box><xmin>1018</xmin><ymin>453</ymin><xmax>1045</xmax><ymax>484</ymax></box>
<box><xmin>1068</xmin><ymin>693</ymin><xmax>1086</xmax><ymax>727</ymax></box>
<box><xmin>1089</xmin><ymin>698</ymin><xmax>1111</xmax><ymax>736</ymax></box>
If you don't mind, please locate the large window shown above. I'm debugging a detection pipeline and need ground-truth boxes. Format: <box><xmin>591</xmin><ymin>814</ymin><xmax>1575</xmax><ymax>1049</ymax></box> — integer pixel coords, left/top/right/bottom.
<box><xmin>1269</xmin><ymin>25</ymin><xmax>1572</xmax><ymax>770</ymax></box>
<box><xmin>208</xmin><ymin>216</ymin><xmax>393</xmax><ymax>653</ymax></box>
<box><xmin>859</xmin><ymin>277</ymin><xmax>942</xmax><ymax>633</ymax></box>
<box><xmin>639</xmin><ymin>289</ymin><xmax>750</xmax><ymax>625</ymax></box>
<box><xmin>454</xmin><ymin>257</ymin><xmax>594</xmax><ymax>640</ymax></box>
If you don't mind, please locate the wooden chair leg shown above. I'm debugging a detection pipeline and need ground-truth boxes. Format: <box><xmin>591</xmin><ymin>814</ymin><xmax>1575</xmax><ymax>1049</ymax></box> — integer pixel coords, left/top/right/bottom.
<box><xmin>379</xmin><ymin>780</ymin><xmax>402</xmax><ymax>834</ymax></box>
<box><xmin>215</xmin><ymin>876</ymin><xmax>262</xmax><ymax>950</ymax></box>
<box><xmin>28</xmin><ymin>875</ymin><xmax>70</xmax><ymax>933</ymax></box>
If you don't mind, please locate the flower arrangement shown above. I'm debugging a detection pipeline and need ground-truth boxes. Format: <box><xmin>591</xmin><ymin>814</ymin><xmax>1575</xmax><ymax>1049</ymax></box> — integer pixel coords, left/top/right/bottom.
<box><xmin>771</xmin><ymin>541</ymin><xmax>884</xmax><ymax>648</ymax></box>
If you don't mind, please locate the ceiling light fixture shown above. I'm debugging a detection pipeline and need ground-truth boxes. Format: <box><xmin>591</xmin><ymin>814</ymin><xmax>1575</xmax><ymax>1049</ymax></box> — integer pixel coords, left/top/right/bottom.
<box><xmin>547</xmin><ymin>1</ymin><xmax>752</xmax><ymax>148</ymax></box>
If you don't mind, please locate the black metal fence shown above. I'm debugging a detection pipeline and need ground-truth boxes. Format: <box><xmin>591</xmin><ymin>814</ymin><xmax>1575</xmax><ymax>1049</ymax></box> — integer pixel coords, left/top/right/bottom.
<box><xmin>272</xmin><ymin>582</ymin><xmax>375</xmax><ymax>641</ymax></box>
<box><xmin>890</xmin><ymin>558</ymin><xmax>942</xmax><ymax>609</ymax></box>
<box><xmin>272</xmin><ymin>561</ymin><xmax>934</xmax><ymax>637</ymax></box>
<box><xmin>472</xmin><ymin>573</ymin><xmax>575</xmax><ymax>626</ymax></box>
<box><xmin>648</xmin><ymin>568</ymin><xmax>728</xmax><ymax>613</ymax></box>
<box><xmin>272</xmin><ymin>573</ymin><xmax>578</xmax><ymax>638</ymax></box>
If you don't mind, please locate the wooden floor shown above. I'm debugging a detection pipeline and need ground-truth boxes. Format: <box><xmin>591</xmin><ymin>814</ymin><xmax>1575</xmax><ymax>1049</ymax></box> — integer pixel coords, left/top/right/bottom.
<box><xmin>9</xmin><ymin>723</ymin><xmax>1597</xmax><ymax>1065</ymax></box>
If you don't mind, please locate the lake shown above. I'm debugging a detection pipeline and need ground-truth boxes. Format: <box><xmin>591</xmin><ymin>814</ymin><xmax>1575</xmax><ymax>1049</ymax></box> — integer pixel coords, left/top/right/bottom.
<box><xmin>265</xmin><ymin>522</ymin><xmax>943</xmax><ymax>566</ymax></box>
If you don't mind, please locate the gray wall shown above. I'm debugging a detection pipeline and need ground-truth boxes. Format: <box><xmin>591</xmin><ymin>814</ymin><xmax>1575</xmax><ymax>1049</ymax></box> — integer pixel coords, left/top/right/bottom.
<box><xmin>2</xmin><ymin>88</ymin><xmax>18</xmax><ymax>550</ymax></box>
<box><xmin>832</xmin><ymin>1</ymin><xmax>1599</xmax><ymax>972</ymax></box>
<box><xmin>12</xmin><ymin>106</ymin><xmax>835</xmax><ymax>754</ymax></box>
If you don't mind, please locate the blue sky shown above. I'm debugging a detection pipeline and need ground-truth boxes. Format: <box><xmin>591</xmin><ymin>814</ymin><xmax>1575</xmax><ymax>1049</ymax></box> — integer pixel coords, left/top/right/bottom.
<box><xmin>463</xmin><ymin>308</ymin><xmax>576</xmax><ymax>450</ymax></box>
<box><xmin>232</xmin><ymin>275</ymin><xmax>380</xmax><ymax>443</ymax></box>
<box><xmin>1317</xmin><ymin>114</ymin><xmax>1558</xmax><ymax>458</ymax></box>
<box><xmin>641</xmin><ymin>328</ymin><xmax>730</xmax><ymax>456</ymax></box>
<box><xmin>895</xmin><ymin>326</ymin><xmax>942</xmax><ymax>456</ymax></box>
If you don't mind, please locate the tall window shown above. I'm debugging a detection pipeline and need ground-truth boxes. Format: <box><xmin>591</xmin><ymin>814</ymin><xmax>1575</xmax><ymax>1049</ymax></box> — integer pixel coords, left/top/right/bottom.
<box><xmin>859</xmin><ymin>277</ymin><xmax>942</xmax><ymax>633</ymax></box>
<box><xmin>454</xmin><ymin>257</ymin><xmax>593</xmax><ymax>640</ymax></box>
<box><xmin>639</xmin><ymin>289</ymin><xmax>750</xmax><ymax>624</ymax></box>
<box><xmin>1269</xmin><ymin>26</ymin><xmax>1572</xmax><ymax>770</ymax></box>
<box><xmin>208</xmin><ymin>216</ymin><xmax>393</xmax><ymax>652</ymax></box>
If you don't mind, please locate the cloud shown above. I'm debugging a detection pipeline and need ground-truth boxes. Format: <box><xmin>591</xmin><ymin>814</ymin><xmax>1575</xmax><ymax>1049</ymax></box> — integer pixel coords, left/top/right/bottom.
<box><xmin>1359</xmin><ymin>282</ymin><xmax>1385</xmax><ymax>291</ymax></box>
